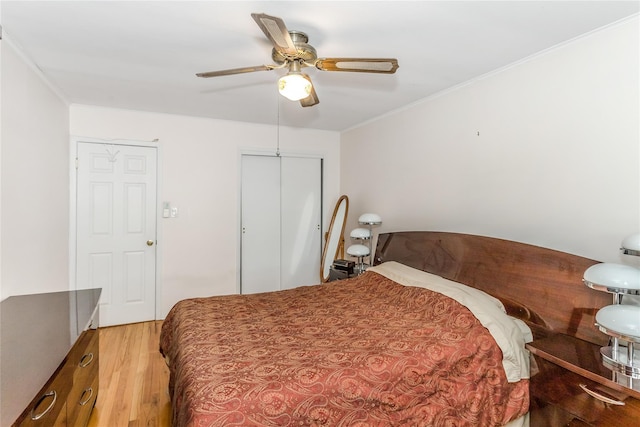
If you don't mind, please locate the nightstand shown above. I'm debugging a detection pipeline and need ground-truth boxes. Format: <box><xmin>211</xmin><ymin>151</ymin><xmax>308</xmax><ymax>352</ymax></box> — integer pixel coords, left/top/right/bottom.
<box><xmin>526</xmin><ymin>332</ymin><xmax>640</xmax><ymax>426</ymax></box>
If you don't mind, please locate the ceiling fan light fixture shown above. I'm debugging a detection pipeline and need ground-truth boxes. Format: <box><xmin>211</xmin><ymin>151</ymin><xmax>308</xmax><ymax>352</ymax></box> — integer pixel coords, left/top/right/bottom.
<box><xmin>278</xmin><ymin>72</ymin><xmax>312</xmax><ymax>101</ymax></box>
<box><xmin>196</xmin><ymin>13</ymin><xmax>397</xmax><ymax>108</ymax></box>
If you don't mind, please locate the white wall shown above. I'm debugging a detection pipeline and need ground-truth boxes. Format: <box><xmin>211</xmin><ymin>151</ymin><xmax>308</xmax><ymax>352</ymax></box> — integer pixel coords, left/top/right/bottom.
<box><xmin>0</xmin><ymin>10</ymin><xmax>3</xmax><ymax>303</ymax></box>
<box><xmin>342</xmin><ymin>17</ymin><xmax>639</xmax><ymax>264</ymax></box>
<box><xmin>69</xmin><ymin>105</ymin><xmax>341</xmax><ymax>317</ymax></box>
<box><xmin>1</xmin><ymin>39</ymin><xmax>70</xmax><ymax>298</ymax></box>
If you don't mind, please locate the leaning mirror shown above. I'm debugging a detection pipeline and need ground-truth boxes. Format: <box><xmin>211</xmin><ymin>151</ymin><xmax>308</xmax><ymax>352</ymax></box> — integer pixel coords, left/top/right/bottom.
<box><xmin>320</xmin><ymin>195</ymin><xmax>349</xmax><ymax>282</ymax></box>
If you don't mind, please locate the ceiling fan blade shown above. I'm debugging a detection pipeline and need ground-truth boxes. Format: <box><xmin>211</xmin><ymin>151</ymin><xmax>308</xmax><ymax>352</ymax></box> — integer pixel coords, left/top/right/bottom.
<box><xmin>196</xmin><ymin>65</ymin><xmax>272</xmax><ymax>78</ymax></box>
<box><xmin>315</xmin><ymin>58</ymin><xmax>399</xmax><ymax>74</ymax></box>
<box><xmin>299</xmin><ymin>74</ymin><xmax>319</xmax><ymax>107</ymax></box>
<box><xmin>251</xmin><ymin>13</ymin><xmax>298</xmax><ymax>56</ymax></box>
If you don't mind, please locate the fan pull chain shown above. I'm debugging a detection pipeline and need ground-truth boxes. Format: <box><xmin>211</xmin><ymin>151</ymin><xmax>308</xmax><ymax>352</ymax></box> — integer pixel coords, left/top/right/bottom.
<box><xmin>276</xmin><ymin>94</ymin><xmax>281</xmax><ymax>157</ymax></box>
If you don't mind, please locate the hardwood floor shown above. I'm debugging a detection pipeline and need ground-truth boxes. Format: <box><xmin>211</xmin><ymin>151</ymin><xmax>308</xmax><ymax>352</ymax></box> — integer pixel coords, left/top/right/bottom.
<box><xmin>87</xmin><ymin>321</ymin><xmax>171</xmax><ymax>427</ymax></box>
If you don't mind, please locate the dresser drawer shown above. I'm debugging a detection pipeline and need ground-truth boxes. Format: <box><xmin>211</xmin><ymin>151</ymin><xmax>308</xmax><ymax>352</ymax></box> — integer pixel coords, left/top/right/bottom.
<box><xmin>15</xmin><ymin>360</ymin><xmax>73</xmax><ymax>427</ymax></box>
<box><xmin>530</xmin><ymin>356</ymin><xmax>640</xmax><ymax>426</ymax></box>
<box><xmin>68</xmin><ymin>375</ymin><xmax>98</xmax><ymax>427</ymax></box>
<box><xmin>71</xmin><ymin>330</ymin><xmax>98</xmax><ymax>384</ymax></box>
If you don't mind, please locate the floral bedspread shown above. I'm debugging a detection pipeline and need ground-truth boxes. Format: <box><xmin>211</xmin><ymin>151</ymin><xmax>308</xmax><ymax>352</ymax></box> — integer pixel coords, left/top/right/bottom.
<box><xmin>160</xmin><ymin>270</ymin><xmax>529</xmax><ymax>426</ymax></box>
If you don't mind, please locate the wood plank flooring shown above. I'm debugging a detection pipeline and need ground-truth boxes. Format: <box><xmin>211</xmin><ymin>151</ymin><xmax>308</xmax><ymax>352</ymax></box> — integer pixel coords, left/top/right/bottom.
<box><xmin>87</xmin><ymin>321</ymin><xmax>171</xmax><ymax>427</ymax></box>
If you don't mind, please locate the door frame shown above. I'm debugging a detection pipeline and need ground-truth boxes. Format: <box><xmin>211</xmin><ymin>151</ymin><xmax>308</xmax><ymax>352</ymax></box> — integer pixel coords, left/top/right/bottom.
<box><xmin>69</xmin><ymin>136</ymin><xmax>164</xmax><ymax>320</ymax></box>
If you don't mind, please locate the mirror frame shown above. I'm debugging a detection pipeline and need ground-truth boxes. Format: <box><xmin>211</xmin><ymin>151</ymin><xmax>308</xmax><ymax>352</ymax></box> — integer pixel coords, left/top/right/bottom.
<box><xmin>320</xmin><ymin>195</ymin><xmax>349</xmax><ymax>282</ymax></box>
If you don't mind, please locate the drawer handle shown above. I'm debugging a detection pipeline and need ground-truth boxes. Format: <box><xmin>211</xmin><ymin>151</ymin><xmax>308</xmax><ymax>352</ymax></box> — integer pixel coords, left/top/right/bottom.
<box><xmin>579</xmin><ymin>384</ymin><xmax>625</xmax><ymax>406</ymax></box>
<box><xmin>79</xmin><ymin>387</ymin><xmax>94</xmax><ymax>406</ymax></box>
<box><xmin>30</xmin><ymin>390</ymin><xmax>57</xmax><ymax>420</ymax></box>
<box><xmin>79</xmin><ymin>352</ymin><xmax>94</xmax><ymax>368</ymax></box>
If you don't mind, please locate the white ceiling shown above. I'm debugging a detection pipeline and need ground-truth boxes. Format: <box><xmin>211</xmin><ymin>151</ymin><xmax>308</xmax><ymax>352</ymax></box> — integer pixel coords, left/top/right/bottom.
<box><xmin>2</xmin><ymin>1</ymin><xmax>638</xmax><ymax>131</ymax></box>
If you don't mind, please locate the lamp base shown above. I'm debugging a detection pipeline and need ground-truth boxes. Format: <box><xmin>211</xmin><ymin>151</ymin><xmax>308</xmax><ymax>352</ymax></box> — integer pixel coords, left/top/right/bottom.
<box><xmin>354</xmin><ymin>262</ymin><xmax>370</xmax><ymax>276</ymax></box>
<box><xmin>601</xmin><ymin>345</ymin><xmax>640</xmax><ymax>380</ymax></box>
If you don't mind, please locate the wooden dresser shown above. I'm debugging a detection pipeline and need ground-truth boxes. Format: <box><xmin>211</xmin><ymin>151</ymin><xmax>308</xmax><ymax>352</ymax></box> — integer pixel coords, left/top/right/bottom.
<box><xmin>0</xmin><ymin>289</ymin><xmax>101</xmax><ymax>427</ymax></box>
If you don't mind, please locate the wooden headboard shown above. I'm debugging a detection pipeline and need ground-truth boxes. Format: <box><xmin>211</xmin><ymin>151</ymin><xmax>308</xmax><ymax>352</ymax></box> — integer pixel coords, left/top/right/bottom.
<box><xmin>374</xmin><ymin>231</ymin><xmax>612</xmax><ymax>345</ymax></box>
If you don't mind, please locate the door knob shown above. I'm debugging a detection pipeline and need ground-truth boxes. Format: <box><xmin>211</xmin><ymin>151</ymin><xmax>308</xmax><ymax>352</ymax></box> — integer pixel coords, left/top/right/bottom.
<box><xmin>147</xmin><ymin>240</ymin><xmax>154</xmax><ymax>246</ymax></box>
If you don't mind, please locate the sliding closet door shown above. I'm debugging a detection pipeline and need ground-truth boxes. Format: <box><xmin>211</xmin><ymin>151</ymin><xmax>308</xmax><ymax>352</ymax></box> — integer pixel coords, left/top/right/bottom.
<box><xmin>241</xmin><ymin>155</ymin><xmax>322</xmax><ymax>294</ymax></box>
<box><xmin>280</xmin><ymin>157</ymin><xmax>322</xmax><ymax>289</ymax></box>
<box><xmin>241</xmin><ymin>155</ymin><xmax>281</xmax><ymax>294</ymax></box>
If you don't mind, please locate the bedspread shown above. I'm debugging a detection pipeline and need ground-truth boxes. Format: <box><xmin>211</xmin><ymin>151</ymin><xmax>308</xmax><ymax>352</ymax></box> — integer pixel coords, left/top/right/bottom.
<box><xmin>160</xmin><ymin>269</ymin><xmax>529</xmax><ymax>427</ymax></box>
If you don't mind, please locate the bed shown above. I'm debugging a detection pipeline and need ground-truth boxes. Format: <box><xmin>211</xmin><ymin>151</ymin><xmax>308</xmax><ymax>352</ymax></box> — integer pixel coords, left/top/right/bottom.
<box><xmin>160</xmin><ymin>231</ymin><xmax>610</xmax><ymax>426</ymax></box>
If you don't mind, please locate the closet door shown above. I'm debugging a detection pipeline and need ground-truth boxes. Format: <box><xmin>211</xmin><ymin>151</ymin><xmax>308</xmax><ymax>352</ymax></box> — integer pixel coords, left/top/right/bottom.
<box><xmin>280</xmin><ymin>157</ymin><xmax>322</xmax><ymax>289</ymax></box>
<box><xmin>241</xmin><ymin>155</ymin><xmax>322</xmax><ymax>294</ymax></box>
<box><xmin>241</xmin><ymin>155</ymin><xmax>281</xmax><ymax>294</ymax></box>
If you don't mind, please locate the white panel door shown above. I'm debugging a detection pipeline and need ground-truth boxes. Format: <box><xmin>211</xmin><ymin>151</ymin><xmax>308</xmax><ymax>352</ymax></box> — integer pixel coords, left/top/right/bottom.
<box><xmin>76</xmin><ymin>142</ymin><xmax>157</xmax><ymax>326</ymax></box>
<box><xmin>281</xmin><ymin>157</ymin><xmax>322</xmax><ymax>289</ymax></box>
<box><xmin>241</xmin><ymin>155</ymin><xmax>281</xmax><ymax>294</ymax></box>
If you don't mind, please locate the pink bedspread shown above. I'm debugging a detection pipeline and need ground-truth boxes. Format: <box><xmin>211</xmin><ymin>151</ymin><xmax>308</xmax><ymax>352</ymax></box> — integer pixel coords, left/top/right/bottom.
<box><xmin>160</xmin><ymin>271</ymin><xmax>528</xmax><ymax>426</ymax></box>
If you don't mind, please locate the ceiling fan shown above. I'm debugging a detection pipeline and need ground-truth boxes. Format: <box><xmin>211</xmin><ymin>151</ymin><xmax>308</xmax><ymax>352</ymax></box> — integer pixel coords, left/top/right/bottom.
<box><xmin>196</xmin><ymin>13</ymin><xmax>399</xmax><ymax>107</ymax></box>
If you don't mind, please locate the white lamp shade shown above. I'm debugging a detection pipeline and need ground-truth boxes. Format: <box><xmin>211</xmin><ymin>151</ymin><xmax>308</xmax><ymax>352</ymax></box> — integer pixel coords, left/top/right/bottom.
<box><xmin>278</xmin><ymin>73</ymin><xmax>312</xmax><ymax>101</ymax></box>
<box><xmin>596</xmin><ymin>304</ymin><xmax>640</xmax><ymax>341</ymax></box>
<box><xmin>347</xmin><ymin>244</ymin><xmax>370</xmax><ymax>257</ymax></box>
<box><xmin>622</xmin><ymin>232</ymin><xmax>640</xmax><ymax>255</ymax></box>
<box><xmin>358</xmin><ymin>213</ymin><xmax>382</xmax><ymax>225</ymax></box>
<box><xmin>583</xmin><ymin>263</ymin><xmax>640</xmax><ymax>292</ymax></box>
<box><xmin>350</xmin><ymin>228</ymin><xmax>371</xmax><ymax>239</ymax></box>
